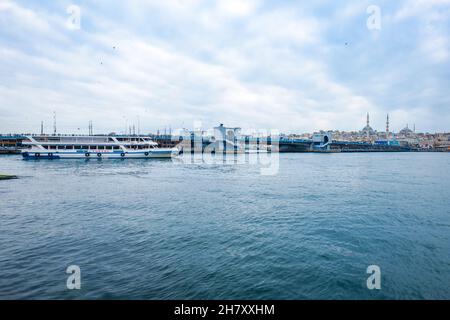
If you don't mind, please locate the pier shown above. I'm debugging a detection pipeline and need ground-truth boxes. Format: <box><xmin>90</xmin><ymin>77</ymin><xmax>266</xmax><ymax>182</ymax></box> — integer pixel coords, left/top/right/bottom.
<box><xmin>152</xmin><ymin>133</ymin><xmax>414</xmax><ymax>153</ymax></box>
<box><xmin>0</xmin><ymin>135</ymin><xmax>23</xmax><ymax>154</ymax></box>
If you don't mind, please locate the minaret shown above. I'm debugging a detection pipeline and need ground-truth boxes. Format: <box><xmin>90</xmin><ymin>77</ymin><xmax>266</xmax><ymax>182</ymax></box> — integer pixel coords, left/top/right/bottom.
<box><xmin>367</xmin><ymin>112</ymin><xmax>370</xmax><ymax>127</ymax></box>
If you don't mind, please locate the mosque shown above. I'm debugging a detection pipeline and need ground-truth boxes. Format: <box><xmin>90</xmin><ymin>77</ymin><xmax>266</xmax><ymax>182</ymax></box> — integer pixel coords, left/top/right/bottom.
<box><xmin>360</xmin><ymin>113</ymin><xmax>394</xmax><ymax>141</ymax></box>
<box><xmin>361</xmin><ymin>113</ymin><xmax>376</xmax><ymax>136</ymax></box>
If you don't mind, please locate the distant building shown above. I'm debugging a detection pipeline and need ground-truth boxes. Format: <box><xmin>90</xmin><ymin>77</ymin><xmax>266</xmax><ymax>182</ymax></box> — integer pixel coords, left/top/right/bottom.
<box><xmin>399</xmin><ymin>124</ymin><xmax>414</xmax><ymax>136</ymax></box>
<box><xmin>434</xmin><ymin>133</ymin><xmax>450</xmax><ymax>151</ymax></box>
<box><xmin>361</xmin><ymin>113</ymin><xmax>376</xmax><ymax>136</ymax></box>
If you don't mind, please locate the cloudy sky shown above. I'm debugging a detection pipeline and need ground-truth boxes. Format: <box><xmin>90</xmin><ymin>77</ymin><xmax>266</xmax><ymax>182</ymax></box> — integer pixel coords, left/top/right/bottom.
<box><xmin>1</xmin><ymin>0</ymin><xmax>449</xmax><ymax>134</ymax></box>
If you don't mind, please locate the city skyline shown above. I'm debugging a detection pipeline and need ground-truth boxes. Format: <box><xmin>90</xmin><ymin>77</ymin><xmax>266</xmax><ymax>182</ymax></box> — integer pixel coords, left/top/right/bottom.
<box><xmin>1</xmin><ymin>112</ymin><xmax>442</xmax><ymax>136</ymax></box>
<box><xmin>1</xmin><ymin>0</ymin><xmax>450</xmax><ymax>133</ymax></box>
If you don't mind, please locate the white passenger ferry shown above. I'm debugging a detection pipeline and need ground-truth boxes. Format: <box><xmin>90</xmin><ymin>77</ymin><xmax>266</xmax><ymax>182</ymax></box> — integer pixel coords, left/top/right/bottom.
<box><xmin>21</xmin><ymin>135</ymin><xmax>179</xmax><ymax>159</ymax></box>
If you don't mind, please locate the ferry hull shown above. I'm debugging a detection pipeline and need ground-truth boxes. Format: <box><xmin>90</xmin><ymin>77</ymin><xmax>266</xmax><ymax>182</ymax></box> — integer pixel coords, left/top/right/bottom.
<box><xmin>22</xmin><ymin>150</ymin><xmax>178</xmax><ymax>159</ymax></box>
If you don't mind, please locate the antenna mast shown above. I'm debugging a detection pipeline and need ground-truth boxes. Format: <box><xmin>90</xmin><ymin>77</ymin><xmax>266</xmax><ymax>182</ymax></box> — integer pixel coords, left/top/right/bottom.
<box><xmin>53</xmin><ymin>112</ymin><xmax>57</xmax><ymax>135</ymax></box>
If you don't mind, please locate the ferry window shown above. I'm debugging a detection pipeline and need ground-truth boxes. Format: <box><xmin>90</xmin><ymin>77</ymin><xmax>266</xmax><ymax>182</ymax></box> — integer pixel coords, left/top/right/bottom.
<box><xmin>113</xmin><ymin>146</ymin><xmax>120</xmax><ymax>150</ymax></box>
<box><xmin>50</xmin><ymin>146</ymin><xmax>57</xmax><ymax>150</ymax></box>
<box><xmin>74</xmin><ymin>145</ymin><xmax>81</xmax><ymax>150</ymax></box>
<box><xmin>106</xmin><ymin>146</ymin><xmax>112</xmax><ymax>150</ymax></box>
<box><xmin>82</xmin><ymin>146</ymin><xmax>89</xmax><ymax>149</ymax></box>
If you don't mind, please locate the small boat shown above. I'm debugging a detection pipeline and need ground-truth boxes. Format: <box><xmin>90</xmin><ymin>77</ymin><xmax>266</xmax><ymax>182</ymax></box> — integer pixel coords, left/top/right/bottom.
<box><xmin>21</xmin><ymin>135</ymin><xmax>179</xmax><ymax>159</ymax></box>
<box><xmin>0</xmin><ymin>174</ymin><xmax>18</xmax><ymax>180</ymax></box>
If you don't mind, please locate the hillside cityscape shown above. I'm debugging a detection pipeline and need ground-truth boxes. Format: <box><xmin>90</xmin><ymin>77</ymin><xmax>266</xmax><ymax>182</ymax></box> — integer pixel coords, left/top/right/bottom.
<box><xmin>1</xmin><ymin>112</ymin><xmax>450</xmax><ymax>153</ymax></box>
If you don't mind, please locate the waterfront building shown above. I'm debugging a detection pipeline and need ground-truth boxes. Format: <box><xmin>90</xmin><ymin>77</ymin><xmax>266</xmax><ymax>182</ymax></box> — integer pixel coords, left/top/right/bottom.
<box><xmin>399</xmin><ymin>124</ymin><xmax>414</xmax><ymax>136</ymax></box>
<box><xmin>434</xmin><ymin>133</ymin><xmax>450</xmax><ymax>151</ymax></box>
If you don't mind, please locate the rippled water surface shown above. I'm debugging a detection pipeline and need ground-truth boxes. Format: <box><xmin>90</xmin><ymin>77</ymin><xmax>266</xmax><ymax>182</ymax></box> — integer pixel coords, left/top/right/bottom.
<box><xmin>0</xmin><ymin>153</ymin><xmax>449</xmax><ymax>299</ymax></box>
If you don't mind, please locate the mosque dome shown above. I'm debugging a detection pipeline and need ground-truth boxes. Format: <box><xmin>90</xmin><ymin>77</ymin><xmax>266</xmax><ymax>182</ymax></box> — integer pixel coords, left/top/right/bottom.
<box><xmin>399</xmin><ymin>125</ymin><xmax>414</xmax><ymax>136</ymax></box>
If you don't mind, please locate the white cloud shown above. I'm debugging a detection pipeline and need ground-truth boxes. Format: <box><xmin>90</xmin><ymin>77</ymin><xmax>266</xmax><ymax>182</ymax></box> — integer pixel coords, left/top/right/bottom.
<box><xmin>216</xmin><ymin>0</ymin><xmax>259</xmax><ymax>17</ymax></box>
<box><xmin>0</xmin><ymin>0</ymin><xmax>449</xmax><ymax>133</ymax></box>
<box><xmin>420</xmin><ymin>25</ymin><xmax>449</xmax><ymax>63</ymax></box>
<box><xmin>0</xmin><ymin>0</ymin><xmax>50</xmax><ymax>33</ymax></box>
<box><xmin>394</xmin><ymin>0</ymin><xmax>450</xmax><ymax>21</ymax></box>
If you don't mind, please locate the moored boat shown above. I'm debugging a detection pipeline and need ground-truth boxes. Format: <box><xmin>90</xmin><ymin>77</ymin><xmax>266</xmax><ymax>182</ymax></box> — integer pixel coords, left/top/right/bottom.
<box><xmin>21</xmin><ymin>135</ymin><xmax>179</xmax><ymax>159</ymax></box>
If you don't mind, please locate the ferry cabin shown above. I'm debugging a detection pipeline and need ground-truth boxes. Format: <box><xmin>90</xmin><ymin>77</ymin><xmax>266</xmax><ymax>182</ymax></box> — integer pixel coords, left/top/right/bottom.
<box><xmin>21</xmin><ymin>135</ymin><xmax>178</xmax><ymax>159</ymax></box>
